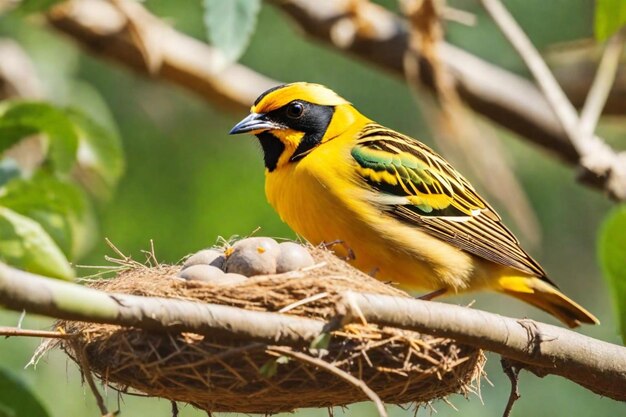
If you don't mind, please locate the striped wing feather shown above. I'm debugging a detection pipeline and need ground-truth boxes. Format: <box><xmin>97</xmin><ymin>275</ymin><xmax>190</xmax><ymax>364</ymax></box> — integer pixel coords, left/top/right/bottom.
<box><xmin>352</xmin><ymin>124</ymin><xmax>547</xmax><ymax>279</ymax></box>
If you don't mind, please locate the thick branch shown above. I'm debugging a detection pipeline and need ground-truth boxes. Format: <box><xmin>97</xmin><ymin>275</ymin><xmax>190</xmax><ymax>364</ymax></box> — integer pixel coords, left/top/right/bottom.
<box><xmin>1</xmin><ymin>263</ymin><xmax>625</xmax><ymax>401</ymax></box>
<box><xmin>47</xmin><ymin>0</ymin><xmax>278</xmax><ymax>112</ymax></box>
<box><xmin>0</xmin><ymin>263</ymin><xmax>325</xmax><ymax>345</ymax></box>
<box><xmin>274</xmin><ymin>0</ymin><xmax>626</xmax><ymax>198</ymax></box>
<box><xmin>340</xmin><ymin>291</ymin><xmax>626</xmax><ymax>401</ymax></box>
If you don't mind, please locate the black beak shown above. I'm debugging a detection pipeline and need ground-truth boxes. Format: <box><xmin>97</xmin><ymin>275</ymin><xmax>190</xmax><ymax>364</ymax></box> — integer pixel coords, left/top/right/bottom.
<box><xmin>229</xmin><ymin>113</ymin><xmax>284</xmax><ymax>135</ymax></box>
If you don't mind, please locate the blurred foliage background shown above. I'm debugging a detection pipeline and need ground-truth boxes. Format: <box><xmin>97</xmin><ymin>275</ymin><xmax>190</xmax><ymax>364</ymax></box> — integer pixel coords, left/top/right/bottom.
<box><xmin>1</xmin><ymin>0</ymin><xmax>625</xmax><ymax>416</ymax></box>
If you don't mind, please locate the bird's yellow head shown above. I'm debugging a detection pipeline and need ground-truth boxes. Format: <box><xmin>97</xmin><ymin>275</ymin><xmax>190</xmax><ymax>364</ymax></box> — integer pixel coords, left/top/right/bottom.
<box><xmin>229</xmin><ymin>82</ymin><xmax>364</xmax><ymax>171</ymax></box>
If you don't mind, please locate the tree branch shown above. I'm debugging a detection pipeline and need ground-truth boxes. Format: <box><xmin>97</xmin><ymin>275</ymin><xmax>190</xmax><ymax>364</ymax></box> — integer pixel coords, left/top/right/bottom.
<box><xmin>580</xmin><ymin>30</ymin><xmax>626</xmax><ymax>139</ymax></box>
<box><xmin>480</xmin><ymin>0</ymin><xmax>626</xmax><ymax>199</ymax></box>
<box><xmin>339</xmin><ymin>291</ymin><xmax>626</xmax><ymax>401</ymax></box>
<box><xmin>0</xmin><ymin>326</ymin><xmax>74</xmax><ymax>339</ymax></box>
<box><xmin>550</xmin><ymin>49</ymin><xmax>626</xmax><ymax>115</ymax></box>
<box><xmin>500</xmin><ymin>358</ymin><xmax>521</xmax><ymax>417</ymax></box>
<box><xmin>45</xmin><ymin>0</ymin><xmax>626</xmax><ymax>199</ymax></box>
<box><xmin>274</xmin><ymin>0</ymin><xmax>626</xmax><ymax>198</ymax></box>
<box><xmin>1</xmin><ymin>263</ymin><xmax>625</xmax><ymax>401</ymax></box>
<box><xmin>47</xmin><ymin>0</ymin><xmax>278</xmax><ymax>112</ymax></box>
<box><xmin>0</xmin><ymin>263</ymin><xmax>326</xmax><ymax>345</ymax></box>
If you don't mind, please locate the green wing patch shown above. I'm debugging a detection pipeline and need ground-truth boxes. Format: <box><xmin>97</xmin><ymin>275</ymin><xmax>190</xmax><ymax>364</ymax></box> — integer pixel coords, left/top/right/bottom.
<box><xmin>352</xmin><ymin>124</ymin><xmax>547</xmax><ymax>279</ymax></box>
<box><xmin>352</xmin><ymin>125</ymin><xmax>485</xmax><ymax>217</ymax></box>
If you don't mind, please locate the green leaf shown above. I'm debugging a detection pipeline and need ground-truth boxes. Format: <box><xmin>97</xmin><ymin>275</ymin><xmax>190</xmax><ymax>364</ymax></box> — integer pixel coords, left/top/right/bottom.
<box><xmin>65</xmin><ymin>108</ymin><xmax>124</xmax><ymax>200</ymax></box>
<box><xmin>309</xmin><ymin>332</ymin><xmax>331</xmax><ymax>350</ymax></box>
<box><xmin>0</xmin><ymin>173</ymin><xmax>96</xmax><ymax>259</ymax></box>
<box><xmin>0</xmin><ymin>206</ymin><xmax>74</xmax><ymax>280</ymax></box>
<box><xmin>202</xmin><ymin>0</ymin><xmax>261</xmax><ymax>63</ymax></box>
<box><xmin>0</xmin><ymin>125</ymin><xmax>36</xmax><ymax>155</ymax></box>
<box><xmin>259</xmin><ymin>358</ymin><xmax>278</xmax><ymax>378</ymax></box>
<box><xmin>15</xmin><ymin>0</ymin><xmax>64</xmax><ymax>13</ymax></box>
<box><xmin>275</xmin><ymin>355</ymin><xmax>290</xmax><ymax>365</ymax></box>
<box><xmin>0</xmin><ymin>102</ymin><xmax>78</xmax><ymax>174</ymax></box>
<box><xmin>595</xmin><ymin>0</ymin><xmax>626</xmax><ymax>40</ymax></box>
<box><xmin>598</xmin><ymin>205</ymin><xmax>626</xmax><ymax>343</ymax></box>
<box><xmin>0</xmin><ymin>368</ymin><xmax>51</xmax><ymax>417</ymax></box>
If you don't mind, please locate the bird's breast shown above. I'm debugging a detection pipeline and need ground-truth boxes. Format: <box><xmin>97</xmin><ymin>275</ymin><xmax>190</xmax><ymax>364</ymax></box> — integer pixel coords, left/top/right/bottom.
<box><xmin>264</xmin><ymin>137</ymin><xmax>476</xmax><ymax>291</ymax></box>
<box><xmin>265</xmin><ymin>139</ymin><xmax>355</xmax><ymax>246</ymax></box>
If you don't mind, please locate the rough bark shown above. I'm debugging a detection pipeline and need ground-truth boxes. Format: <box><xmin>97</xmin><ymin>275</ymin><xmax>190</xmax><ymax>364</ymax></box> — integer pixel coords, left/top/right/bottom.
<box><xmin>1</xmin><ymin>263</ymin><xmax>625</xmax><ymax>401</ymax></box>
<box><xmin>340</xmin><ymin>291</ymin><xmax>626</xmax><ymax>401</ymax></box>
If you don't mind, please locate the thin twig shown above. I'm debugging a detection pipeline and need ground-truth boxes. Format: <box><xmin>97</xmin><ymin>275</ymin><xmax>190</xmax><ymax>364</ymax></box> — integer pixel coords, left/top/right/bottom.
<box><xmin>16</xmin><ymin>309</ymin><xmax>25</xmax><ymax>328</ymax></box>
<box><xmin>105</xmin><ymin>237</ymin><xmax>130</xmax><ymax>261</ymax></box>
<box><xmin>0</xmin><ymin>326</ymin><xmax>76</xmax><ymax>339</ymax></box>
<box><xmin>580</xmin><ymin>29</ymin><xmax>626</xmax><ymax>138</ymax></box>
<box><xmin>500</xmin><ymin>358</ymin><xmax>521</xmax><ymax>417</ymax></box>
<box><xmin>278</xmin><ymin>292</ymin><xmax>329</xmax><ymax>313</ymax></box>
<box><xmin>441</xmin><ymin>6</ymin><xmax>476</xmax><ymax>26</ymax></box>
<box><xmin>74</xmin><ymin>341</ymin><xmax>109</xmax><ymax>416</ymax></box>
<box><xmin>268</xmin><ymin>346</ymin><xmax>388</xmax><ymax>417</ymax></box>
<box><xmin>480</xmin><ymin>0</ymin><xmax>582</xmax><ymax>144</ymax></box>
<box><xmin>480</xmin><ymin>0</ymin><xmax>626</xmax><ymax>199</ymax></box>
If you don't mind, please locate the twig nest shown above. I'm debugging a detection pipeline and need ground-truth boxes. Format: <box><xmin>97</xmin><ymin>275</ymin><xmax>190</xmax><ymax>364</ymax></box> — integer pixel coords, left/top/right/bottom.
<box><xmin>276</xmin><ymin>242</ymin><xmax>315</xmax><ymax>273</ymax></box>
<box><xmin>57</xmin><ymin>243</ymin><xmax>484</xmax><ymax>415</ymax></box>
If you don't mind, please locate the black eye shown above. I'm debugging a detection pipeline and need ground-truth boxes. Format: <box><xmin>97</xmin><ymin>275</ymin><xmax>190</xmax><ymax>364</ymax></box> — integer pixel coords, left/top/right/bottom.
<box><xmin>286</xmin><ymin>102</ymin><xmax>304</xmax><ymax>119</ymax></box>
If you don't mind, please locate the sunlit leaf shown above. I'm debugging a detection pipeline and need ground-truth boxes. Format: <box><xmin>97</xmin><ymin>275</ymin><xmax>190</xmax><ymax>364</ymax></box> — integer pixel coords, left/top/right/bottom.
<box><xmin>275</xmin><ymin>355</ymin><xmax>290</xmax><ymax>365</ymax></box>
<box><xmin>595</xmin><ymin>0</ymin><xmax>626</xmax><ymax>40</ymax></box>
<box><xmin>0</xmin><ymin>102</ymin><xmax>78</xmax><ymax>174</ymax></box>
<box><xmin>309</xmin><ymin>332</ymin><xmax>331</xmax><ymax>350</ymax></box>
<box><xmin>0</xmin><ymin>368</ymin><xmax>51</xmax><ymax>417</ymax></box>
<box><xmin>0</xmin><ymin>207</ymin><xmax>73</xmax><ymax>280</ymax></box>
<box><xmin>598</xmin><ymin>205</ymin><xmax>626</xmax><ymax>343</ymax></box>
<box><xmin>0</xmin><ymin>173</ymin><xmax>96</xmax><ymax>259</ymax></box>
<box><xmin>202</xmin><ymin>0</ymin><xmax>261</xmax><ymax>63</ymax></box>
<box><xmin>65</xmin><ymin>108</ymin><xmax>124</xmax><ymax>200</ymax></box>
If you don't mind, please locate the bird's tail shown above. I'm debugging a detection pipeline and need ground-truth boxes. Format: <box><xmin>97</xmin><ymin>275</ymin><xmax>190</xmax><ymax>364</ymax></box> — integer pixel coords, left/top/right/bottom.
<box><xmin>497</xmin><ymin>276</ymin><xmax>599</xmax><ymax>328</ymax></box>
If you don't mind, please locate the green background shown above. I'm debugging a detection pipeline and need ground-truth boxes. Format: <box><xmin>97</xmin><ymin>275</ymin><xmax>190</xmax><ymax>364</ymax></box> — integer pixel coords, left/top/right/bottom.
<box><xmin>1</xmin><ymin>0</ymin><xmax>624</xmax><ymax>416</ymax></box>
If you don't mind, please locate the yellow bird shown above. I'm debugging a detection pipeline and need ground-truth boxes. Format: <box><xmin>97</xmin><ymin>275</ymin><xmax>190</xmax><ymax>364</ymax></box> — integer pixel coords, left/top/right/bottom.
<box><xmin>230</xmin><ymin>82</ymin><xmax>598</xmax><ymax>328</ymax></box>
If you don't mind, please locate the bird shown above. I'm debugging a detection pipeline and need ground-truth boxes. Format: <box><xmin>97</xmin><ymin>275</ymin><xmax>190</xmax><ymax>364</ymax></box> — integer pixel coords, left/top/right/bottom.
<box><xmin>229</xmin><ymin>82</ymin><xmax>598</xmax><ymax>328</ymax></box>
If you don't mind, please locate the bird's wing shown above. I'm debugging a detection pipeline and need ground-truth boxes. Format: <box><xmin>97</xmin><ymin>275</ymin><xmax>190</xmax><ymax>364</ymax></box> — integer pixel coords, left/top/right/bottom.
<box><xmin>352</xmin><ymin>124</ymin><xmax>547</xmax><ymax>279</ymax></box>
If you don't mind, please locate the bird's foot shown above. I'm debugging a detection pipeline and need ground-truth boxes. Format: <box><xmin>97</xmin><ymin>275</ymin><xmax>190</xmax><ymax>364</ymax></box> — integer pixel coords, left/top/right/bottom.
<box><xmin>322</xmin><ymin>240</ymin><xmax>356</xmax><ymax>261</ymax></box>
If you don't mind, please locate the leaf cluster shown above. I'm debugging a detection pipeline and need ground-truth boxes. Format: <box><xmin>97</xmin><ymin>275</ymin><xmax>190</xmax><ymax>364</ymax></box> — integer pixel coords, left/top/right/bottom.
<box><xmin>0</xmin><ymin>101</ymin><xmax>124</xmax><ymax>280</ymax></box>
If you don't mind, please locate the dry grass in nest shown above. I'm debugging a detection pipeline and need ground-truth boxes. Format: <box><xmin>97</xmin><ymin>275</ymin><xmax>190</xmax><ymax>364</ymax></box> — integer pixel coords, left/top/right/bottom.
<box><xmin>57</xmin><ymin>247</ymin><xmax>485</xmax><ymax>414</ymax></box>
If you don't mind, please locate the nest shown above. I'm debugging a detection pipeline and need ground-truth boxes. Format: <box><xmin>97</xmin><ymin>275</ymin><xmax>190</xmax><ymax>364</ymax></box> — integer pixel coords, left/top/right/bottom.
<box><xmin>57</xmin><ymin>248</ymin><xmax>485</xmax><ymax>414</ymax></box>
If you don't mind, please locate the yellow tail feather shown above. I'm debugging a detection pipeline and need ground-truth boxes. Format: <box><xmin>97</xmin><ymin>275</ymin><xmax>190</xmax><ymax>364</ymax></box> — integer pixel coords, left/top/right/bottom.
<box><xmin>498</xmin><ymin>276</ymin><xmax>599</xmax><ymax>328</ymax></box>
